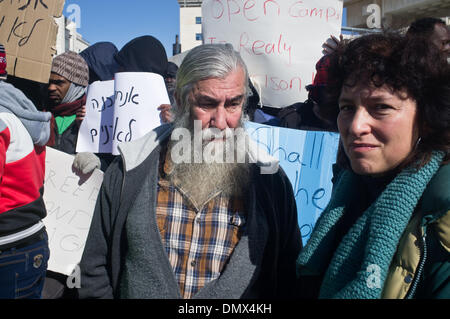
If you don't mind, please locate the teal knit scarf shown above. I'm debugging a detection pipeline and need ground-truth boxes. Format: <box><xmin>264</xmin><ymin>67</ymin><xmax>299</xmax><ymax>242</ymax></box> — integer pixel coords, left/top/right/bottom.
<box><xmin>296</xmin><ymin>152</ymin><xmax>444</xmax><ymax>299</ymax></box>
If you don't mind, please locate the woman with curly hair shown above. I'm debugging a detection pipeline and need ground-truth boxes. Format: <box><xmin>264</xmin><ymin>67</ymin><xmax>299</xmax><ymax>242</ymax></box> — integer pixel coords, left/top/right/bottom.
<box><xmin>296</xmin><ymin>32</ymin><xmax>450</xmax><ymax>299</ymax></box>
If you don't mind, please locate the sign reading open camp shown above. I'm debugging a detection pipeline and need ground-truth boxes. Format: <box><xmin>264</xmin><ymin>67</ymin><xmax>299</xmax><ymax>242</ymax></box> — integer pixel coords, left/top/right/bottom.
<box><xmin>202</xmin><ymin>0</ymin><xmax>343</xmax><ymax>108</ymax></box>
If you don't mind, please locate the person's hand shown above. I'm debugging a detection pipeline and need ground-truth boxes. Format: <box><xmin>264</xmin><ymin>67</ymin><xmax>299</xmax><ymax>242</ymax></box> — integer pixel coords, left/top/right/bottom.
<box><xmin>322</xmin><ymin>34</ymin><xmax>343</xmax><ymax>55</ymax></box>
<box><xmin>158</xmin><ymin>104</ymin><xmax>173</xmax><ymax>123</ymax></box>
<box><xmin>76</xmin><ymin>105</ymin><xmax>86</xmax><ymax>127</ymax></box>
<box><xmin>73</xmin><ymin>152</ymin><xmax>101</xmax><ymax>175</ymax></box>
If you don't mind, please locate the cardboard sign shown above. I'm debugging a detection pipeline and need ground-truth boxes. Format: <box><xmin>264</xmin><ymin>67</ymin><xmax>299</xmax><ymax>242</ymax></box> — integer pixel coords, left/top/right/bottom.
<box><xmin>245</xmin><ymin>122</ymin><xmax>339</xmax><ymax>245</ymax></box>
<box><xmin>43</xmin><ymin>147</ymin><xmax>104</xmax><ymax>276</ymax></box>
<box><xmin>76</xmin><ymin>72</ymin><xmax>170</xmax><ymax>155</ymax></box>
<box><xmin>0</xmin><ymin>0</ymin><xmax>64</xmax><ymax>83</ymax></box>
<box><xmin>202</xmin><ymin>0</ymin><xmax>343</xmax><ymax>108</ymax></box>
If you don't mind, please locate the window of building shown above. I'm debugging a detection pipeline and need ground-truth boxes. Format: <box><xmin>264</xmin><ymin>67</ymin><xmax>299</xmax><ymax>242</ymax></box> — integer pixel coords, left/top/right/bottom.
<box><xmin>196</xmin><ymin>33</ymin><xmax>203</xmax><ymax>41</ymax></box>
<box><xmin>195</xmin><ymin>16</ymin><xmax>202</xmax><ymax>24</ymax></box>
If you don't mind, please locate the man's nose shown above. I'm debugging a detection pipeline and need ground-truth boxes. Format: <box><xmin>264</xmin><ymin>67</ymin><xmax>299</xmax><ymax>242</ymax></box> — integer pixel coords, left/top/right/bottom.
<box><xmin>210</xmin><ymin>106</ymin><xmax>227</xmax><ymax>130</ymax></box>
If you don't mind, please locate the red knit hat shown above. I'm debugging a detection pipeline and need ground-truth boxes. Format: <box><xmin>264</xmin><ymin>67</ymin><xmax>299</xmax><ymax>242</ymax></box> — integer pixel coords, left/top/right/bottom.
<box><xmin>306</xmin><ymin>55</ymin><xmax>330</xmax><ymax>103</ymax></box>
<box><xmin>0</xmin><ymin>43</ymin><xmax>7</xmax><ymax>80</ymax></box>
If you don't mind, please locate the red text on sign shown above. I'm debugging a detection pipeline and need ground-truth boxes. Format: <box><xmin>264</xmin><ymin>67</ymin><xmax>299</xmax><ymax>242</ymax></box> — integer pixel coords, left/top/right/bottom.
<box><xmin>239</xmin><ymin>32</ymin><xmax>292</xmax><ymax>65</ymax></box>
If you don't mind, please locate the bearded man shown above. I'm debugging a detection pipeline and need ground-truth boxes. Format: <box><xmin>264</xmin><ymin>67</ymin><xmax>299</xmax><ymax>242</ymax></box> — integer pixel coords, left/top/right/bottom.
<box><xmin>78</xmin><ymin>44</ymin><xmax>301</xmax><ymax>299</ymax></box>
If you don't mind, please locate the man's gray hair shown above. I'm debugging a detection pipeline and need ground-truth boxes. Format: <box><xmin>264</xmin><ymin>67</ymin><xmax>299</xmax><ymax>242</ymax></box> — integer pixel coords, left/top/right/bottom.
<box><xmin>174</xmin><ymin>43</ymin><xmax>250</xmax><ymax>114</ymax></box>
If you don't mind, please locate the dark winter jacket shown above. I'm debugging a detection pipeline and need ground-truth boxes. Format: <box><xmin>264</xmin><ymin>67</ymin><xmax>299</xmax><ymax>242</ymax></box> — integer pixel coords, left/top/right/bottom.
<box><xmin>78</xmin><ymin>124</ymin><xmax>302</xmax><ymax>299</ymax></box>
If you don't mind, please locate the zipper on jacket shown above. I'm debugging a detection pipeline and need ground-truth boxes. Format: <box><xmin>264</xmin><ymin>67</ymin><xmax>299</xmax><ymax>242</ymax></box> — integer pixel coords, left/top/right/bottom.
<box><xmin>55</xmin><ymin>132</ymin><xmax>61</xmax><ymax>148</ymax></box>
<box><xmin>405</xmin><ymin>232</ymin><xmax>428</xmax><ymax>299</ymax></box>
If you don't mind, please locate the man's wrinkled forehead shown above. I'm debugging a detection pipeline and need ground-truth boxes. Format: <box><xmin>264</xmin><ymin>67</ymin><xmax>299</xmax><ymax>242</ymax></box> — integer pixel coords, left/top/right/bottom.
<box><xmin>191</xmin><ymin>68</ymin><xmax>246</xmax><ymax>96</ymax></box>
<box><xmin>192</xmin><ymin>92</ymin><xmax>245</xmax><ymax>105</ymax></box>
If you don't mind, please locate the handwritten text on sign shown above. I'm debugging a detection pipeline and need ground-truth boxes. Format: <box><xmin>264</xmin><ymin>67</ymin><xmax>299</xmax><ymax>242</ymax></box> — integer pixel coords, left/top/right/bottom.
<box><xmin>0</xmin><ymin>0</ymin><xmax>63</xmax><ymax>82</ymax></box>
<box><xmin>43</xmin><ymin>147</ymin><xmax>104</xmax><ymax>276</ymax></box>
<box><xmin>76</xmin><ymin>72</ymin><xmax>170</xmax><ymax>155</ymax></box>
<box><xmin>0</xmin><ymin>0</ymin><xmax>49</xmax><ymax>47</ymax></box>
<box><xmin>202</xmin><ymin>0</ymin><xmax>343</xmax><ymax>108</ymax></box>
<box><xmin>245</xmin><ymin>122</ymin><xmax>339</xmax><ymax>245</ymax></box>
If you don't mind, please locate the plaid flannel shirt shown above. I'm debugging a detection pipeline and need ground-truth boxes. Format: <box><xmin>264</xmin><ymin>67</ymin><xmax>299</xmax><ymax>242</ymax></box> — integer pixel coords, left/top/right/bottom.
<box><xmin>156</xmin><ymin>149</ymin><xmax>246</xmax><ymax>299</ymax></box>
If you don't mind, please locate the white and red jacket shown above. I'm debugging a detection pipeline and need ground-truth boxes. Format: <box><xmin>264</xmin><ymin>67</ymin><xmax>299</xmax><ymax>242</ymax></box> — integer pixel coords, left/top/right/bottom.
<box><xmin>0</xmin><ymin>81</ymin><xmax>51</xmax><ymax>242</ymax></box>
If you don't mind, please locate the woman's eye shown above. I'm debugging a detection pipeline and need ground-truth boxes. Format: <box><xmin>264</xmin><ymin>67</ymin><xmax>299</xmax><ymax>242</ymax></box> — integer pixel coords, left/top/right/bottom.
<box><xmin>339</xmin><ymin>104</ymin><xmax>352</xmax><ymax>112</ymax></box>
<box><xmin>374</xmin><ymin>104</ymin><xmax>393</xmax><ymax>111</ymax></box>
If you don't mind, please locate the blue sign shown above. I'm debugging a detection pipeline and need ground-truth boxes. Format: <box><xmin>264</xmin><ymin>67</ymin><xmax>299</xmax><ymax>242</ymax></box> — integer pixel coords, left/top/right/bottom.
<box><xmin>246</xmin><ymin>122</ymin><xmax>340</xmax><ymax>245</ymax></box>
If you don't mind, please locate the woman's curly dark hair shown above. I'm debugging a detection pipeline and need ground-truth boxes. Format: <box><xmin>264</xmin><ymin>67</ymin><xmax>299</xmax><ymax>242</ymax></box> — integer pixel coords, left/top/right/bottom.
<box><xmin>320</xmin><ymin>32</ymin><xmax>450</xmax><ymax>169</ymax></box>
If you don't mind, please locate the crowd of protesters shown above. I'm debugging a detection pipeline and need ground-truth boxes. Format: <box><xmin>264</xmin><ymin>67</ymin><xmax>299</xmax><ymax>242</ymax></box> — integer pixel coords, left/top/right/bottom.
<box><xmin>0</xmin><ymin>17</ymin><xmax>449</xmax><ymax>299</ymax></box>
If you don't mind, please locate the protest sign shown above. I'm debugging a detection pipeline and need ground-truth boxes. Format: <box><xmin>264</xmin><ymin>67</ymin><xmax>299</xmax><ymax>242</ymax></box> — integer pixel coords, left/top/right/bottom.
<box><xmin>202</xmin><ymin>0</ymin><xmax>343</xmax><ymax>108</ymax></box>
<box><xmin>0</xmin><ymin>0</ymin><xmax>65</xmax><ymax>83</ymax></box>
<box><xmin>76</xmin><ymin>80</ymin><xmax>115</xmax><ymax>154</ymax></box>
<box><xmin>43</xmin><ymin>147</ymin><xmax>103</xmax><ymax>276</ymax></box>
<box><xmin>76</xmin><ymin>72</ymin><xmax>170</xmax><ymax>155</ymax></box>
<box><xmin>245</xmin><ymin>122</ymin><xmax>339</xmax><ymax>245</ymax></box>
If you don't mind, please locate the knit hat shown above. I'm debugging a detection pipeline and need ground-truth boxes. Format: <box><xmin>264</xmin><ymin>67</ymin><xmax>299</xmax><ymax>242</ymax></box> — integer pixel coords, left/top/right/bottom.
<box><xmin>51</xmin><ymin>51</ymin><xmax>89</xmax><ymax>87</ymax></box>
<box><xmin>306</xmin><ymin>55</ymin><xmax>330</xmax><ymax>104</ymax></box>
<box><xmin>0</xmin><ymin>43</ymin><xmax>7</xmax><ymax>80</ymax></box>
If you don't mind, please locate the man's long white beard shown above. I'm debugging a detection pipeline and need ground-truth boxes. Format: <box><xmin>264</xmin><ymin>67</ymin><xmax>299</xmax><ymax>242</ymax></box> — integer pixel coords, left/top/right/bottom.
<box><xmin>168</xmin><ymin>110</ymin><xmax>252</xmax><ymax>209</ymax></box>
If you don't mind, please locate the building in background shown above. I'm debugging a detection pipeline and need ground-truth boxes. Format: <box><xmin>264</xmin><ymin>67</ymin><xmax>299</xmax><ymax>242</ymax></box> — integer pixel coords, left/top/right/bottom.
<box><xmin>344</xmin><ymin>0</ymin><xmax>450</xmax><ymax>30</ymax></box>
<box><xmin>173</xmin><ymin>34</ymin><xmax>182</xmax><ymax>56</ymax></box>
<box><xmin>55</xmin><ymin>16</ymin><xmax>90</xmax><ymax>55</ymax></box>
<box><xmin>177</xmin><ymin>0</ymin><xmax>203</xmax><ymax>52</ymax></box>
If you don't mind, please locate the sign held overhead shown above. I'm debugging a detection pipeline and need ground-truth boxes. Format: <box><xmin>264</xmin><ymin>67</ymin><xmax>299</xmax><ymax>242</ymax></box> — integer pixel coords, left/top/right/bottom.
<box><xmin>0</xmin><ymin>0</ymin><xmax>65</xmax><ymax>83</ymax></box>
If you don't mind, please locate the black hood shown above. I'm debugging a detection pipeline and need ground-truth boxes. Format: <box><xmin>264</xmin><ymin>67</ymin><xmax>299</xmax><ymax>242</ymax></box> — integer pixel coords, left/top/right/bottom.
<box><xmin>80</xmin><ymin>42</ymin><xmax>119</xmax><ymax>83</ymax></box>
<box><xmin>115</xmin><ymin>35</ymin><xmax>168</xmax><ymax>76</ymax></box>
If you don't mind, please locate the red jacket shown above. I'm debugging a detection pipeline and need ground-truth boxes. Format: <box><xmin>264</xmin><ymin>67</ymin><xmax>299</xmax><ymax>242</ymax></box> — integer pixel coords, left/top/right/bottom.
<box><xmin>0</xmin><ymin>113</ymin><xmax>47</xmax><ymax>236</ymax></box>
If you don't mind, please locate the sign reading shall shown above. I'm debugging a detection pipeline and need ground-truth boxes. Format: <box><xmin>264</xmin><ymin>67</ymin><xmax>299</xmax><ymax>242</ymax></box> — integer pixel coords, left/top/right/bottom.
<box><xmin>246</xmin><ymin>122</ymin><xmax>339</xmax><ymax>245</ymax></box>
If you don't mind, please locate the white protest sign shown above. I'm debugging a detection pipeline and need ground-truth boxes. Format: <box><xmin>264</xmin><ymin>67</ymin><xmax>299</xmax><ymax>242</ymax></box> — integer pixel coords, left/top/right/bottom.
<box><xmin>77</xmin><ymin>80</ymin><xmax>115</xmax><ymax>153</ymax></box>
<box><xmin>202</xmin><ymin>0</ymin><xmax>343</xmax><ymax>108</ymax></box>
<box><xmin>112</xmin><ymin>72</ymin><xmax>169</xmax><ymax>154</ymax></box>
<box><xmin>43</xmin><ymin>147</ymin><xmax>104</xmax><ymax>276</ymax></box>
<box><xmin>76</xmin><ymin>72</ymin><xmax>170</xmax><ymax>155</ymax></box>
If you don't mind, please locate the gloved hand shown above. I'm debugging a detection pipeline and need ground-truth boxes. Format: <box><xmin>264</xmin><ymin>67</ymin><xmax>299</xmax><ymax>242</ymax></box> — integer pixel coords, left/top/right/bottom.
<box><xmin>73</xmin><ymin>152</ymin><xmax>101</xmax><ymax>174</ymax></box>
